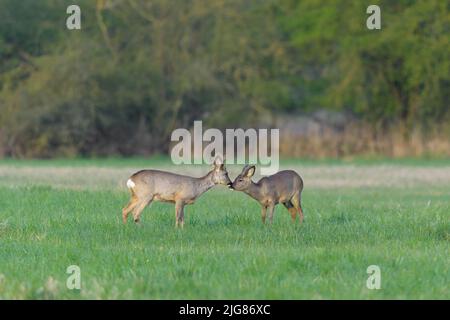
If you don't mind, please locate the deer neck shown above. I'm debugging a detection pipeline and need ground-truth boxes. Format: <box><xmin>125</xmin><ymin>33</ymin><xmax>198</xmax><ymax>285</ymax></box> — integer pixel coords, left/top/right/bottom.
<box><xmin>195</xmin><ymin>171</ymin><xmax>215</xmax><ymax>196</ymax></box>
<box><xmin>245</xmin><ymin>181</ymin><xmax>263</xmax><ymax>201</ymax></box>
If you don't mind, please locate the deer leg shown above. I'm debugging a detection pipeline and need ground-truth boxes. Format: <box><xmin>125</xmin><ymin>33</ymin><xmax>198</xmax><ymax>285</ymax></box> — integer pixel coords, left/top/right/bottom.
<box><xmin>132</xmin><ymin>195</ymin><xmax>153</xmax><ymax>224</ymax></box>
<box><xmin>289</xmin><ymin>207</ymin><xmax>298</xmax><ymax>223</ymax></box>
<box><xmin>267</xmin><ymin>204</ymin><xmax>275</xmax><ymax>224</ymax></box>
<box><xmin>261</xmin><ymin>206</ymin><xmax>267</xmax><ymax>224</ymax></box>
<box><xmin>283</xmin><ymin>201</ymin><xmax>297</xmax><ymax>223</ymax></box>
<box><xmin>179</xmin><ymin>205</ymin><xmax>185</xmax><ymax>228</ymax></box>
<box><xmin>298</xmin><ymin>203</ymin><xmax>304</xmax><ymax>224</ymax></box>
<box><xmin>291</xmin><ymin>191</ymin><xmax>304</xmax><ymax>224</ymax></box>
<box><xmin>122</xmin><ymin>193</ymin><xmax>139</xmax><ymax>224</ymax></box>
<box><xmin>175</xmin><ymin>201</ymin><xmax>185</xmax><ymax>228</ymax></box>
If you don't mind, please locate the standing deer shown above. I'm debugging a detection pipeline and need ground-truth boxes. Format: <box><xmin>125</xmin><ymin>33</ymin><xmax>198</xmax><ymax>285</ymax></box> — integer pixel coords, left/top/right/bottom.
<box><xmin>230</xmin><ymin>165</ymin><xmax>304</xmax><ymax>224</ymax></box>
<box><xmin>122</xmin><ymin>157</ymin><xmax>232</xmax><ymax>227</ymax></box>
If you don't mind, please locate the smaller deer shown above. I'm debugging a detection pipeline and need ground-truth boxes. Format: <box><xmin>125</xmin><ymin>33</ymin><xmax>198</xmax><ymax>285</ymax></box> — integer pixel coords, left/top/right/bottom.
<box><xmin>122</xmin><ymin>156</ymin><xmax>231</xmax><ymax>227</ymax></box>
<box><xmin>230</xmin><ymin>165</ymin><xmax>304</xmax><ymax>224</ymax></box>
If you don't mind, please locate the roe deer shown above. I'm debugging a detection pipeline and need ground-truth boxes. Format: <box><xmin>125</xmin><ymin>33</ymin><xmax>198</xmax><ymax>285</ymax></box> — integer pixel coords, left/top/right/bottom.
<box><xmin>122</xmin><ymin>156</ymin><xmax>231</xmax><ymax>227</ymax></box>
<box><xmin>230</xmin><ymin>165</ymin><xmax>304</xmax><ymax>224</ymax></box>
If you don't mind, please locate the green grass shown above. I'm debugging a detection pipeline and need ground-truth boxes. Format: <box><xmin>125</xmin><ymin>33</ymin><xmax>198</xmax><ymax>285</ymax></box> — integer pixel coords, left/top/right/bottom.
<box><xmin>0</xmin><ymin>155</ymin><xmax>171</xmax><ymax>168</ymax></box>
<box><xmin>1</xmin><ymin>155</ymin><xmax>449</xmax><ymax>167</ymax></box>
<box><xmin>0</xmin><ymin>160</ymin><xmax>449</xmax><ymax>299</ymax></box>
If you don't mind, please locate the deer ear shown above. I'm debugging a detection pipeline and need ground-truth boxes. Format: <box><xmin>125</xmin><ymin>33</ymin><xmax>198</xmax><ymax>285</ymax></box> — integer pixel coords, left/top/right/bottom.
<box><xmin>246</xmin><ymin>166</ymin><xmax>256</xmax><ymax>177</ymax></box>
<box><xmin>240</xmin><ymin>164</ymin><xmax>250</xmax><ymax>174</ymax></box>
<box><xmin>214</xmin><ymin>155</ymin><xmax>223</xmax><ymax>167</ymax></box>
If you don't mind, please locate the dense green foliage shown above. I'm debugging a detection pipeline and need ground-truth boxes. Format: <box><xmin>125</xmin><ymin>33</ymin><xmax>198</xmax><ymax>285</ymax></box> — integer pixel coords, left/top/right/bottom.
<box><xmin>0</xmin><ymin>0</ymin><xmax>448</xmax><ymax>157</ymax></box>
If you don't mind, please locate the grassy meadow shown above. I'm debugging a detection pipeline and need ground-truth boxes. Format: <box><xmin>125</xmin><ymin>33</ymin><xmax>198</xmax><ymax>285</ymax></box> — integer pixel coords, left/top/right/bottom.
<box><xmin>0</xmin><ymin>158</ymin><xmax>449</xmax><ymax>299</ymax></box>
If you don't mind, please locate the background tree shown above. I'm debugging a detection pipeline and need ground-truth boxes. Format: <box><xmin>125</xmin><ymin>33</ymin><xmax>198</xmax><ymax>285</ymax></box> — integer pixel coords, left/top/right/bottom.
<box><xmin>0</xmin><ymin>0</ymin><xmax>448</xmax><ymax>157</ymax></box>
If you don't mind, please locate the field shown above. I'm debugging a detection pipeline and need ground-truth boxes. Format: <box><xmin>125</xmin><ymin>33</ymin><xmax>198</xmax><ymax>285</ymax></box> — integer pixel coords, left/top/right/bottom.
<box><xmin>0</xmin><ymin>158</ymin><xmax>449</xmax><ymax>299</ymax></box>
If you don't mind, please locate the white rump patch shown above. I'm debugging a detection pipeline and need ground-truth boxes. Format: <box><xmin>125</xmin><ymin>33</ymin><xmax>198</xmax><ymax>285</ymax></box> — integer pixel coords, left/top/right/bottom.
<box><xmin>126</xmin><ymin>179</ymin><xmax>136</xmax><ymax>189</ymax></box>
